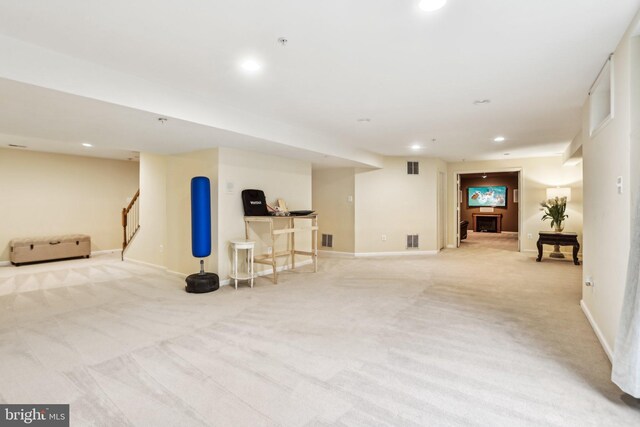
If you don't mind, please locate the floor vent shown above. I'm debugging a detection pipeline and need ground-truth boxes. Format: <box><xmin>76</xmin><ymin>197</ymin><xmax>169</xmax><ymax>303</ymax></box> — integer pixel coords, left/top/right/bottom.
<box><xmin>321</xmin><ymin>234</ymin><xmax>333</xmax><ymax>248</ymax></box>
<box><xmin>407</xmin><ymin>234</ymin><xmax>419</xmax><ymax>249</ymax></box>
<box><xmin>407</xmin><ymin>161</ymin><xmax>419</xmax><ymax>175</ymax></box>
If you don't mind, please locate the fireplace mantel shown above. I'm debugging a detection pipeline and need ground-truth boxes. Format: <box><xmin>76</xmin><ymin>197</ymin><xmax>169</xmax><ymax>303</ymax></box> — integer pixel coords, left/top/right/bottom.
<box><xmin>472</xmin><ymin>213</ymin><xmax>502</xmax><ymax>233</ymax></box>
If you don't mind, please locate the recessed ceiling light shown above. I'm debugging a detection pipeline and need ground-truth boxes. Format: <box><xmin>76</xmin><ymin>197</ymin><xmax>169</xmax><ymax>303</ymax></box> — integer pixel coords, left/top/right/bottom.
<box><xmin>419</xmin><ymin>0</ymin><xmax>448</xmax><ymax>12</ymax></box>
<box><xmin>411</xmin><ymin>144</ymin><xmax>422</xmax><ymax>150</ymax></box>
<box><xmin>473</xmin><ymin>99</ymin><xmax>491</xmax><ymax>105</ymax></box>
<box><xmin>82</xmin><ymin>143</ymin><xmax>92</xmax><ymax>147</ymax></box>
<box><xmin>494</xmin><ymin>136</ymin><xmax>506</xmax><ymax>143</ymax></box>
<box><xmin>241</xmin><ymin>59</ymin><xmax>262</xmax><ymax>72</ymax></box>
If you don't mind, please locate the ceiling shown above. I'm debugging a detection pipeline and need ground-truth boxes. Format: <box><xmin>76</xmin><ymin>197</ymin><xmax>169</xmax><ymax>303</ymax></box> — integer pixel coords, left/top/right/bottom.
<box><xmin>0</xmin><ymin>0</ymin><xmax>638</xmax><ymax>165</ymax></box>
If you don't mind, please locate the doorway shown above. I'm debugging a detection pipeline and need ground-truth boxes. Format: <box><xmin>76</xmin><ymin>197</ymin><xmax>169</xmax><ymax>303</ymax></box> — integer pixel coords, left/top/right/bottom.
<box><xmin>456</xmin><ymin>170</ymin><xmax>521</xmax><ymax>252</ymax></box>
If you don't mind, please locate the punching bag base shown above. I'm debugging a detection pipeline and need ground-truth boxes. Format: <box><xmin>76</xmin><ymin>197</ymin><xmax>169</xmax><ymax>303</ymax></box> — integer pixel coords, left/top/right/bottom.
<box><xmin>185</xmin><ymin>272</ymin><xmax>219</xmax><ymax>293</ymax></box>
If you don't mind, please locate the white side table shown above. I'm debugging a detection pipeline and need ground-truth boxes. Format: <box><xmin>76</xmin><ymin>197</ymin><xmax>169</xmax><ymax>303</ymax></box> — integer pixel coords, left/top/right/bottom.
<box><xmin>230</xmin><ymin>239</ymin><xmax>255</xmax><ymax>289</ymax></box>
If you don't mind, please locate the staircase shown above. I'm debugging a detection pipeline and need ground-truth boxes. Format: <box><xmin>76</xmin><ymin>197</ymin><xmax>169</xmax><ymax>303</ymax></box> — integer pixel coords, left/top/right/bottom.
<box><xmin>122</xmin><ymin>189</ymin><xmax>140</xmax><ymax>260</ymax></box>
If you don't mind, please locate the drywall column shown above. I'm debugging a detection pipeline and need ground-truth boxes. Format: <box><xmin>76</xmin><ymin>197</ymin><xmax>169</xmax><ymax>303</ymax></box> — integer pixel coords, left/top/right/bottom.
<box><xmin>312</xmin><ymin>168</ymin><xmax>356</xmax><ymax>254</ymax></box>
<box><xmin>354</xmin><ymin>157</ymin><xmax>444</xmax><ymax>254</ymax></box>
<box><xmin>124</xmin><ymin>152</ymin><xmax>168</xmax><ymax>267</ymax></box>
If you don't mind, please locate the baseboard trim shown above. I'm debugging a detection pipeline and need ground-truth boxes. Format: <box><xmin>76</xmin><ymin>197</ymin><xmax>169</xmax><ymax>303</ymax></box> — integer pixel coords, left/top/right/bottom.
<box><xmin>354</xmin><ymin>250</ymin><xmax>439</xmax><ymax>258</ymax></box>
<box><xmin>581</xmin><ymin>300</ymin><xmax>613</xmax><ymax>362</ymax></box>
<box><xmin>318</xmin><ymin>250</ymin><xmax>355</xmax><ymax>258</ymax></box>
<box><xmin>446</xmin><ymin>244</ymin><xmax>456</xmax><ymax>249</ymax></box>
<box><xmin>92</xmin><ymin>249</ymin><xmax>120</xmax><ymax>256</ymax></box>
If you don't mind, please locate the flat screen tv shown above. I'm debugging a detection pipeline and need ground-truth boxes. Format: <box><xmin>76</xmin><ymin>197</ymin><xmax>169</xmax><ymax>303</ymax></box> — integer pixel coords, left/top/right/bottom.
<box><xmin>468</xmin><ymin>186</ymin><xmax>507</xmax><ymax>207</ymax></box>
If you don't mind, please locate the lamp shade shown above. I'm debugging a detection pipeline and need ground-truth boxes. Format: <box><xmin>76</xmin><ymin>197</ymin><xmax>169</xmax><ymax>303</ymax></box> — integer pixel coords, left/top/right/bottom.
<box><xmin>546</xmin><ymin>187</ymin><xmax>572</xmax><ymax>202</ymax></box>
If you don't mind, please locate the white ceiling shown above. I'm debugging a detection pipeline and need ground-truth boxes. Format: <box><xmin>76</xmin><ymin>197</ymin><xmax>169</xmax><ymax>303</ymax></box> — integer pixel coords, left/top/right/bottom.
<box><xmin>0</xmin><ymin>0</ymin><xmax>638</xmax><ymax>164</ymax></box>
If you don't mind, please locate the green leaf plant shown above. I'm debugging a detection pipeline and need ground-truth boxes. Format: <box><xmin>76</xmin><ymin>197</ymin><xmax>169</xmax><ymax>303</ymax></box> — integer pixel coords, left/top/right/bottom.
<box><xmin>540</xmin><ymin>196</ymin><xmax>569</xmax><ymax>229</ymax></box>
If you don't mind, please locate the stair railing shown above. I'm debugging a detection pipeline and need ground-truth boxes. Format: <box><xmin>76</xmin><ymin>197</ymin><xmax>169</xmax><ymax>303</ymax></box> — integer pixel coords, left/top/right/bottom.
<box><xmin>122</xmin><ymin>189</ymin><xmax>140</xmax><ymax>260</ymax></box>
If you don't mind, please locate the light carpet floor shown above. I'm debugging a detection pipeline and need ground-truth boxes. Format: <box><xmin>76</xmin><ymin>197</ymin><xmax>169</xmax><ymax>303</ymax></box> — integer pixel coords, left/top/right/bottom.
<box><xmin>462</xmin><ymin>231</ymin><xmax>519</xmax><ymax>252</ymax></box>
<box><xmin>0</xmin><ymin>247</ymin><xmax>638</xmax><ymax>426</ymax></box>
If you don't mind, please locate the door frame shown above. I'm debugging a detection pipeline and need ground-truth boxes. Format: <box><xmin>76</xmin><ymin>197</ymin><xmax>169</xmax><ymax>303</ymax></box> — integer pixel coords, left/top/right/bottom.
<box><xmin>437</xmin><ymin>171</ymin><xmax>447</xmax><ymax>251</ymax></box>
<box><xmin>453</xmin><ymin>167</ymin><xmax>523</xmax><ymax>252</ymax></box>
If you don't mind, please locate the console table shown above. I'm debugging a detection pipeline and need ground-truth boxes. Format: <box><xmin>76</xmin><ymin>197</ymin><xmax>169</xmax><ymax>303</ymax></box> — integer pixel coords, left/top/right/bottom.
<box><xmin>244</xmin><ymin>214</ymin><xmax>318</xmax><ymax>284</ymax></box>
<box><xmin>536</xmin><ymin>231</ymin><xmax>580</xmax><ymax>265</ymax></box>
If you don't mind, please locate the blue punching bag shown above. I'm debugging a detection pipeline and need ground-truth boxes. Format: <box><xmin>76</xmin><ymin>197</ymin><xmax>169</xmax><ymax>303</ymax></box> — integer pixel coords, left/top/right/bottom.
<box><xmin>191</xmin><ymin>177</ymin><xmax>211</xmax><ymax>258</ymax></box>
<box><xmin>185</xmin><ymin>176</ymin><xmax>219</xmax><ymax>293</ymax></box>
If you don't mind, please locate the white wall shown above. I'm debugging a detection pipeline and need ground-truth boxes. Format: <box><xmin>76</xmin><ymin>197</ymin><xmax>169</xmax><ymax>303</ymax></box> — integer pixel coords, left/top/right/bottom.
<box><xmin>354</xmin><ymin>157</ymin><xmax>446</xmax><ymax>254</ymax></box>
<box><xmin>217</xmin><ymin>147</ymin><xmax>312</xmax><ymax>279</ymax></box>
<box><xmin>0</xmin><ymin>148</ymin><xmax>139</xmax><ymax>261</ymax></box>
<box><xmin>581</xmin><ymin>13</ymin><xmax>640</xmax><ymax>358</ymax></box>
<box><xmin>447</xmin><ymin>157</ymin><xmax>583</xmax><ymax>254</ymax></box>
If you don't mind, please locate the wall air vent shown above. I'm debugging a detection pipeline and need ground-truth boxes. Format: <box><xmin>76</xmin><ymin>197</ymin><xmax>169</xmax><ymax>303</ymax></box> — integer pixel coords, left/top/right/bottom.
<box><xmin>321</xmin><ymin>234</ymin><xmax>333</xmax><ymax>248</ymax></box>
<box><xmin>407</xmin><ymin>234</ymin><xmax>419</xmax><ymax>249</ymax></box>
<box><xmin>407</xmin><ymin>161</ymin><xmax>419</xmax><ymax>175</ymax></box>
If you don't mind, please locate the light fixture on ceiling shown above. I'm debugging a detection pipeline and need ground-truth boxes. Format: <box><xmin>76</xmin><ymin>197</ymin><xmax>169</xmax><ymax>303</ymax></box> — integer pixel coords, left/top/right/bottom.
<box><xmin>241</xmin><ymin>59</ymin><xmax>262</xmax><ymax>73</ymax></box>
<box><xmin>482</xmin><ymin>173</ymin><xmax>487</xmax><ymax>179</ymax></box>
<box><xmin>411</xmin><ymin>144</ymin><xmax>422</xmax><ymax>150</ymax></box>
<box><xmin>419</xmin><ymin>0</ymin><xmax>448</xmax><ymax>12</ymax></box>
<box><xmin>473</xmin><ymin>99</ymin><xmax>491</xmax><ymax>105</ymax></box>
<box><xmin>82</xmin><ymin>143</ymin><xmax>93</xmax><ymax>147</ymax></box>
<box><xmin>493</xmin><ymin>136</ymin><xmax>506</xmax><ymax>143</ymax></box>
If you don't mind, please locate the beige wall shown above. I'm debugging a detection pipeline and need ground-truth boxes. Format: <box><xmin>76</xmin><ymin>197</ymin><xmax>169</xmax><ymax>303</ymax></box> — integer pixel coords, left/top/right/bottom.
<box><xmin>447</xmin><ymin>157</ymin><xmax>583</xmax><ymax>253</ymax></box>
<box><xmin>0</xmin><ymin>148</ymin><xmax>139</xmax><ymax>262</ymax></box>
<box><xmin>124</xmin><ymin>152</ymin><xmax>168</xmax><ymax>267</ymax></box>
<box><xmin>126</xmin><ymin>150</ymin><xmax>219</xmax><ymax>275</ymax></box>
<box><xmin>312</xmin><ymin>168</ymin><xmax>355</xmax><ymax>253</ymax></box>
<box><xmin>581</xmin><ymin>14</ymin><xmax>640</xmax><ymax>357</ymax></box>
<box><xmin>354</xmin><ymin>157</ymin><xmax>447</xmax><ymax>254</ymax></box>
<box><xmin>166</xmin><ymin>149</ymin><xmax>218</xmax><ymax>276</ymax></box>
<box><xmin>126</xmin><ymin>147</ymin><xmax>312</xmax><ymax>281</ymax></box>
<box><xmin>217</xmin><ymin>147</ymin><xmax>312</xmax><ymax>279</ymax></box>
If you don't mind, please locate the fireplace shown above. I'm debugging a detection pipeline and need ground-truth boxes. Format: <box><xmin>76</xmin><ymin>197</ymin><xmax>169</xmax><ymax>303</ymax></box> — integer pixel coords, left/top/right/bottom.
<box><xmin>476</xmin><ymin>216</ymin><xmax>497</xmax><ymax>232</ymax></box>
<box><xmin>472</xmin><ymin>213</ymin><xmax>502</xmax><ymax>233</ymax></box>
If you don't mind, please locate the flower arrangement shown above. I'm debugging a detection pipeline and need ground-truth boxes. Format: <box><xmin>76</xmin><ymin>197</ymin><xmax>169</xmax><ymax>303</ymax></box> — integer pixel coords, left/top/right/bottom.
<box><xmin>540</xmin><ymin>196</ymin><xmax>568</xmax><ymax>231</ymax></box>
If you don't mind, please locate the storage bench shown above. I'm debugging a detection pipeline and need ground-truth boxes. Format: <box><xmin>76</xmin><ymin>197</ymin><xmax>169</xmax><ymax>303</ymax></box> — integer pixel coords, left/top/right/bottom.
<box><xmin>10</xmin><ymin>234</ymin><xmax>91</xmax><ymax>266</ymax></box>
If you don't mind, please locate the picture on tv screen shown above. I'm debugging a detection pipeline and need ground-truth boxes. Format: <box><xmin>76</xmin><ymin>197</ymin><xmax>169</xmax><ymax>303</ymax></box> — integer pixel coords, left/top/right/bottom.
<box><xmin>468</xmin><ymin>186</ymin><xmax>507</xmax><ymax>207</ymax></box>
